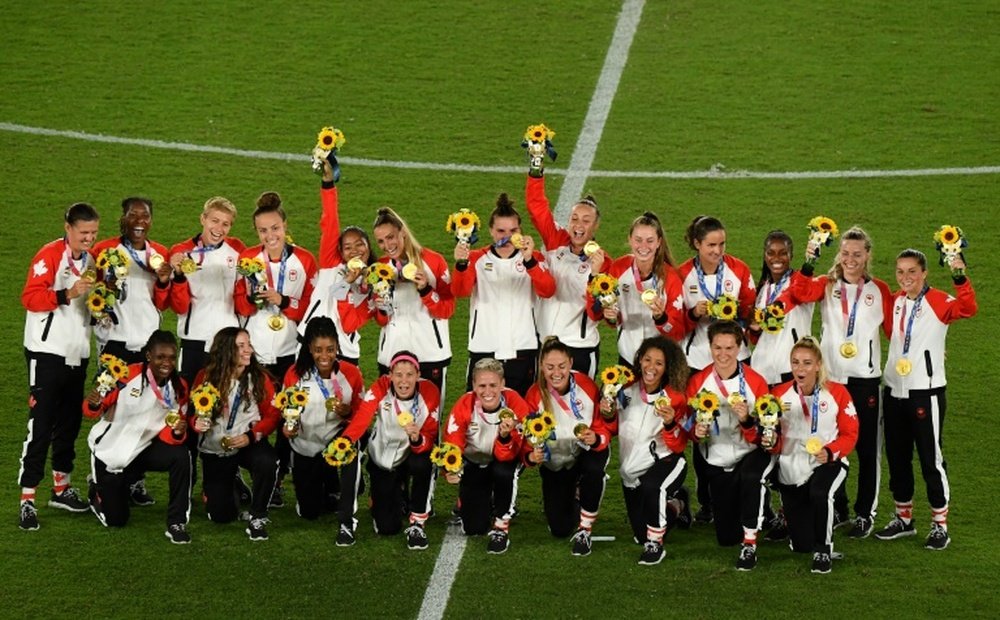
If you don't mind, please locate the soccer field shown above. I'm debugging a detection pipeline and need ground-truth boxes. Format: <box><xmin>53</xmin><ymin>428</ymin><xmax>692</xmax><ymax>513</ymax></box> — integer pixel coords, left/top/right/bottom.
<box><xmin>1</xmin><ymin>1</ymin><xmax>998</xmax><ymax>618</ymax></box>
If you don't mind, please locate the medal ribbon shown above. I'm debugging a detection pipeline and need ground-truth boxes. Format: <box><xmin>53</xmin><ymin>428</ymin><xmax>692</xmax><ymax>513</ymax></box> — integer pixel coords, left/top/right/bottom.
<box><xmin>474</xmin><ymin>393</ymin><xmax>506</xmax><ymax>425</ymax></box>
<box><xmin>191</xmin><ymin>235</ymin><xmax>224</xmax><ymax>266</ymax></box>
<box><xmin>765</xmin><ymin>270</ymin><xmax>790</xmax><ymax>305</ymax></box>
<box><xmin>695</xmin><ymin>257</ymin><xmax>725</xmax><ymax>301</ymax></box>
<box><xmin>899</xmin><ymin>285</ymin><xmax>928</xmax><ymax>356</ymax></box>
<box><xmin>262</xmin><ymin>245</ymin><xmax>290</xmax><ymax>295</ymax></box>
<box><xmin>797</xmin><ymin>384</ymin><xmax>821</xmax><ymax>434</ymax></box>
<box><xmin>313</xmin><ymin>367</ymin><xmax>344</xmax><ymax>402</ymax></box>
<box><xmin>145</xmin><ymin>367</ymin><xmax>174</xmax><ymax>409</ymax></box>
<box><xmin>224</xmin><ymin>389</ymin><xmax>243</xmax><ymax>433</ymax></box>
<box><xmin>63</xmin><ymin>239</ymin><xmax>89</xmax><ymax>276</ymax></box>
<box><xmin>393</xmin><ymin>392</ymin><xmax>420</xmax><ymax>417</ymax></box>
<box><xmin>122</xmin><ymin>238</ymin><xmax>151</xmax><ymax>271</ymax></box>
<box><xmin>839</xmin><ymin>280</ymin><xmax>865</xmax><ymax>340</ymax></box>
<box><xmin>548</xmin><ymin>377</ymin><xmax>582</xmax><ymax>420</ymax></box>
<box><xmin>630</xmin><ymin>259</ymin><xmax>658</xmax><ymax>294</ymax></box>
<box><xmin>711</xmin><ymin>363</ymin><xmax>745</xmax><ymax>436</ymax></box>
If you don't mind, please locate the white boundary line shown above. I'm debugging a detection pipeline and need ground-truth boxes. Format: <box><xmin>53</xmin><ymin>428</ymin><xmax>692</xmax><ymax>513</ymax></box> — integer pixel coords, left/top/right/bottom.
<box><xmin>2</xmin><ymin>120</ymin><xmax>998</xmax><ymax>183</ymax></box>
<box><xmin>415</xmin><ymin>523</ymin><xmax>467</xmax><ymax>620</ymax></box>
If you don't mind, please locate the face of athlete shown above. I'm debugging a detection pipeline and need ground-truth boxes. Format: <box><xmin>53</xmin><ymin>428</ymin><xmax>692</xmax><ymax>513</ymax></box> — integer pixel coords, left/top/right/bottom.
<box><xmin>837</xmin><ymin>239</ymin><xmax>869</xmax><ymax>283</ymax></box>
<box><xmin>490</xmin><ymin>215</ymin><xmax>521</xmax><ymax>247</ymax></box>
<box><xmin>568</xmin><ymin>204</ymin><xmax>599</xmax><ymax>250</ymax></box>
<box><xmin>639</xmin><ymin>348</ymin><xmax>666</xmax><ymax>392</ymax></box>
<box><xmin>339</xmin><ymin>231</ymin><xmax>370</xmax><ymax>263</ymax></box>
<box><xmin>374</xmin><ymin>224</ymin><xmax>405</xmax><ymax>260</ymax></box>
<box><xmin>146</xmin><ymin>343</ymin><xmax>178</xmax><ymax>384</ymax></box>
<box><xmin>309</xmin><ymin>336</ymin><xmax>339</xmax><ymax>378</ymax></box>
<box><xmin>896</xmin><ymin>256</ymin><xmax>927</xmax><ymax>299</ymax></box>
<box><xmin>122</xmin><ymin>202</ymin><xmax>152</xmax><ymax>248</ymax></box>
<box><xmin>472</xmin><ymin>370</ymin><xmax>504</xmax><ymax>411</ymax></box>
<box><xmin>695</xmin><ymin>230</ymin><xmax>726</xmax><ymax>271</ymax></box>
<box><xmin>765</xmin><ymin>239</ymin><xmax>791</xmax><ymax>281</ymax></box>
<box><xmin>391</xmin><ymin>361</ymin><xmax>419</xmax><ymax>400</ymax></box>
<box><xmin>200</xmin><ymin>208</ymin><xmax>234</xmax><ymax>246</ymax></box>
<box><xmin>710</xmin><ymin>333</ymin><xmax>740</xmax><ymax>375</ymax></box>
<box><xmin>790</xmin><ymin>347</ymin><xmax>820</xmax><ymax>394</ymax></box>
<box><xmin>541</xmin><ymin>350</ymin><xmax>572</xmax><ymax>394</ymax></box>
<box><xmin>629</xmin><ymin>224</ymin><xmax>660</xmax><ymax>266</ymax></box>
<box><xmin>64</xmin><ymin>219</ymin><xmax>100</xmax><ymax>256</ymax></box>
<box><xmin>255</xmin><ymin>211</ymin><xmax>287</xmax><ymax>258</ymax></box>
<box><xmin>234</xmin><ymin>332</ymin><xmax>254</xmax><ymax>372</ymax></box>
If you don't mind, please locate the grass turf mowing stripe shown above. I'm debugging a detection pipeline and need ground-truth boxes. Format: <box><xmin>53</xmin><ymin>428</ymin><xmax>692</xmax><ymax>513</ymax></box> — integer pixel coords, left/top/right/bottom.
<box><xmin>3</xmin><ymin>121</ymin><xmax>998</xmax><ymax>182</ymax></box>
<box><xmin>554</xmin><ymin>0</ymin><xmax>646</xmax><ymax>221</ymax></box>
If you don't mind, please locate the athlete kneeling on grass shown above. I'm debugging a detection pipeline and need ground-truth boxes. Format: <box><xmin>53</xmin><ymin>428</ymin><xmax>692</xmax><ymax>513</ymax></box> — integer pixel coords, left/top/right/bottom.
<box><xmin>84</xmin><ymin>330</ymin><xmax>193</xmax><ymax>544</ymax></box>
<box><xmin>341</xmin><ymin>351</ymin><xmax>440</xmax><ymax>550</ymax></box>
<box><xmin>443</xmin><ymin>358</ymin><xmax>531</xmax><ymax>555</ymax></box>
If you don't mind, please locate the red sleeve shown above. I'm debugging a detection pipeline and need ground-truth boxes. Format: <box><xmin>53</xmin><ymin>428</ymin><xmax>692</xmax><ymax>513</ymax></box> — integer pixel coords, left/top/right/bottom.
<box><xmin>82</xmin><ymin>382</ymin><xmax>124</xmax><ymax>418</ymax></box>
<box><xmin>825</xmin><ymin>382</ymin><xmax>859</xmax><ymax>460</ymax></box>
<box><xmin>337</xmin><ymin>297</ymin><xmax>373</xmax><ymax>334</ymax></box>
<box><xmin>939</xmin><ymin>278</ymin><xmax>978</xmax><ymax>323</ymax></box>
<box><xmin>732</xmin><ymin>257</ymin><xmax>757</xmax><ymax>323</ymax></box>
<box><xmin>318</xmin><ymin>185</ymin><xmax>342</xmax><ymax>269</ymax></box>
<box><xmin>874</xmin><ymin>278</ymin><xmax>895</xmax><ymax>338</ymax></box>
<box><xmin>420</xmin><ymin>251</ymin><xmax>456</xmax><ymax>320</ymax></box>
<box><xmin>524</xmin><ymin>175</ymin><xmax>570</xmax><ymax>251</ymax></box>
<box><xmin>342</xmin><ymin>363</ymin><xmax>366</xmax><ymax>413</ymax></box>
<box><xmin>252</xmin><ymin>375</ymin><xmax>281</xmax><ymax>438</ymax></box>
<box><xmin>343</xmin><ymin>375</ymin><xmax>388</xmax><ymax>443</ymax></box>
<box><xmin>495</xmin><ymin>390</ymin><xmax>528</xmax><ymax>462</ymax></box>
<box><xmin>785</xmin><ymin>273</ymin><xmax>828</xmax><ymax>305</ymax></box>
<box><xmin>660</xmin><ymin>388</ymin><xmax>690</xmax><ymax>453</ymax></box>
<box><xmin>411</xmin><ymin>381</ymin><xmax>441</xmax><ymax>455</ymax></box>
<box><xmin>450</xmin><ymin>248</ymin><xmax>485</xmax><ymax>298</ymax></box>
<box><xmin>167</xmin><ymin>240</ymin><xmax>195</xmax><ymax>315</ymax></box>
<box><xmin>655</xmin><ymin>267</ymin><xmax>687</xmax><ymax>341</ymax></box>
<box><xmin>443</xmin><ymin>393</ymin><xmax>474</xmax><ymax>452</ymax></box>
<box><xmin>233</xmin><ymin>247</ymin><xmax>260</xmax><ymax>318</ymax></box>
<box><xmin>282</xmin><ymin>247</ymin><xmax>317</xmax><ymax>323</ymax></box>
<box><xmin>21</xmin><ymin>242</ymin><xmax>62</xmax><ymax>312</ymax></box>
<box><xmin>527</xmin><ymin>251</ymin><xmax>556</xmax><ymax>298</ymax></box>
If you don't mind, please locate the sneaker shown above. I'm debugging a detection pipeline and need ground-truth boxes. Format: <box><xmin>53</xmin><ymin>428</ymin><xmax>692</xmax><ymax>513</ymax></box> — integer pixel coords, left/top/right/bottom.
<box><xmin>268</xmin><ymin>485</ymin><xmax>285</xmax><ymax>509</ymax></box>
<box><xmin>874</xmin><ymin>516</ymin><xmax>916</xmax><ymax>541</ymax></box>
<box><xmin>736</xmin><ymin>543</ymin><xmax>757</xmax><ymax>571</ymax></box>
<box><xmin>675</xmin><ymin>487</ymin><xmax>693</xmax><ymax>530</ymax></box>
<box><xmin>693</xmin><ymin>505</ymin><xmax>714</xmax><ymax>525</ymax></box>
<box><xmin>924</xmin><ymin>523</ymin><xmax>950</xmax><ymax>551</ymax></box>
<box><xmin>571</xmin><ymin>529</ymin><xmax>593</xmax><ymax>557</ymax></box>
<box><xmin>406</xmin><ymin>524</ymin><xmax>429</xmax><ymax>550</ymax></box>
<box><xmin>833</xmin><ymin>508</ymin><xmax>851</xmax><ymax>530</ymax></box>
<box><xmin>235</xmin><ymin>473</ymin><xmax>252</xmax><ymax>504</ymax></box>
<box><xmin>847</xmin><ymin>516</ymin><xmax>874</xmax><ymax>539</ymax></box>
<box><xmin>811</xmin><ymin>551</ymin><xmax>832</xmax><ymax>574</ymax></box>
<box><xmin>246</xmin><ymin>517</ymin><xmax>269</xmax><ymax>541</ymax></box>
<box><xmin>336</xmin><ymin>524</ymin><xmax>356</xmax><ymax>547</ymax></box>
<box><xmin>638</xmin><ymin>541</ymin><xmax>665</xmax><ymax>565</ymax></box>
<box><xmin>165</xmin><ymin>523</ymin><xmax>191</xmax><ymax>544</ymax></box>
<box><xmin>129</xmin><ymin>479</ymin><xmax>156</xmax><ymax>506</ymax></box>
<box><xmin>764</xmin><ymin>516</ymin><xmax>789</xmax><ymax>542</ymax></box>
<box><xmin>19</xmin><ymin>501</ymin><xmax>39</xmax><ymax>531</ymax></box>
<box><xmin>49</xmin><ymin>487</ymin><xmax>89</xmax><ymax>513</ymax></box>
<box><xmin>486</xmin><ymin>529</ymin><xmax>510</xmax><ymax>554</ymax></box>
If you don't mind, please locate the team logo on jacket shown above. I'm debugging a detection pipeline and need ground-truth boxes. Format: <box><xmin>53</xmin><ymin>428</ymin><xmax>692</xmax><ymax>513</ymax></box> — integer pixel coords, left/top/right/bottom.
<box><xmin>289</xmin><ymin>269</ymin><xmax>299</xmax><ymax>282</ymax></box>
<box><xmin>130</xmin><ymin>388</ymin><xmax>141</xmax><ymax>398</ymax></box>
<box><xmin>916</xmin><ymin>407</ymin><xmax>927</xmax><ymax>420</ymax></box>
<box><xmin>515</xmin><ymin>262</ymin><xmax>525</xmax><ymax>273</ymax></box>
<box><xmin>381</xmin><ymin>402</ymin><xmax>392</xmax><ymax>413</ymax></box>
<box><xmin>832</xmin><ymin>289</ymin><xmax>842</xmax><ymax>299</ymax></box>
<box><xmin>484</xmin><ymin>262</ymin><xmax>494</xmax><ymax>272</ymax></box>
<box><xmin>227</xmin><ymin>256</ymin><xmax>236</xmax><ymax>269</ymax></box>
<box><xmin>864</xmin><ymin>293</ymin><xmax>875</xmax><ymax>306</ymax></box>
<box><xmin>688</xmin><ymin>285</ymin><xmax>698</xmax><ymax>294</ymax></box>
<box><xmin>622</xmin><ymin>284</ymin><xmax>631</xmax><ymax>293</ymax></box>
<box><xmin>578</xmin><ymin>264</ymin><xmax>588</xmax><ymax>274</ymax></box>
<box><xmin>33</xmin><ymin>260</ymin><xmax>48</xmax><ymax>278</ymax></box>
<box><xmin>819</xmin><ymin>399</ymin><xmax>829</xmax><ymax>413</ymax></box>
<box><xmin>724</xmin><ymin>280</ymin><xmax>734</xmax><ymax>293</ymax></box>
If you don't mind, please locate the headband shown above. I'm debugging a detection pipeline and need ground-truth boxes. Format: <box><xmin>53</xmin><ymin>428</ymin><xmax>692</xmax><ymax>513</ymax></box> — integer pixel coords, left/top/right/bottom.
<box><xmin>390</xmin><ymin>353</ymin><xmax>420</xmax><ymax>371</ymax></box>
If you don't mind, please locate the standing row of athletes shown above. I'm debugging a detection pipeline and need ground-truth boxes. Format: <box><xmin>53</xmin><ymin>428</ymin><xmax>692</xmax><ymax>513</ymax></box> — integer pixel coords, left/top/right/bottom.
<box><xmin>19</xmin><ymin>155</ymin><xmax>976</xmax><ymax>572</ymax></box>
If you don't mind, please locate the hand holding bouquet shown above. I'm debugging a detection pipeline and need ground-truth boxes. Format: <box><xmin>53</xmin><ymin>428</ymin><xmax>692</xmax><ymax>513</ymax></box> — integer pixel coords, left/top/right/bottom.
<box><xmin>521</xmin><ymin>123</ymin><xmax>557</xmax><ymax>177</ymax></box>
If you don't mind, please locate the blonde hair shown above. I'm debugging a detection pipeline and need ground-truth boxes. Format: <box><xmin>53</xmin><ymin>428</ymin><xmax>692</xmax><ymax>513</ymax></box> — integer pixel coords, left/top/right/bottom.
<box><xmin>472</xmin><ymin>358</ymin><xmax>504</xmax><ymax>382</ymax></box>
<box><xmin>202</xmin><ymin>196</ymin><xmax>237</xmax><ymax>219</ymax></box>
<box><xmin>791</xmin><ymin>336</ymin><xmax>828</xmax><ymax>391</ymax></box>
<box><xmin>373</xmin><ymin>207</ymin><xmax>424</xmax><ymax>270</ymax></box>
<box><xmin>827</xmin><ymin>226</ymin><xmax>872</xmax><ymax>283</ymax></box>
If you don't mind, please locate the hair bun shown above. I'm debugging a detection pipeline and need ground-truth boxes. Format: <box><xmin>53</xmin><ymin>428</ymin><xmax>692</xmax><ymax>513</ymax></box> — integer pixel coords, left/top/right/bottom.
<box><xmin>256</xmin><ymin>191</ymin><xmax>282</xmax><ymax>209</ymax></box>
<box><xmin>495</xmin><ymin>192</ymin><xmax>513</xmax><ymax>209</ymax></box>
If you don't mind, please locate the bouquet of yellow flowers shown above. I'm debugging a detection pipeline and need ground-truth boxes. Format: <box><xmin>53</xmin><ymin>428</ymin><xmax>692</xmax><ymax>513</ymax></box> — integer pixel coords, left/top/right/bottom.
<box><xmin>86</xmin><ymin>282</ymin><xmax>120</xmax><ymax>328</ymax></box>
<box><xmin>753</xmin><ymin>301</ymin><xmax>786</xmax><ymax>333</ymax></box>
<box><xmin>95</xmin><ymin>247</ymin><xmax>130</xmax><ymax>287</ymax></box>
<box><xmin>445</xmin><ymin>208</ymin><xmax>481</xmax><ymax>245</ymax></box>
<box><xmin>521</xmin><ymin>411</ymin><xmax>556</xmax><ymax>449</ymax></box>
<box><xmin>323</xmin><ymin>436</ymin><xmax>357</xmax><ymax>467</ymax></box>
<box><xmin>94</xmin><ymin>353</ymin><xmax>128</xmax><ymax>397</ymax></box>
<box><xmin>933</xmin><ymin>225</ymin><xmax>968</xmax><ymax>275</ymax></box>
<box><xmin>805</xmin><ymin>216</ymin><xmax>839</xmax><ymax>265</ymax></box>
<box><xmin>366</xmin><ymin>261</ymin><xmax>397</xmax><ymax>310</ymax></box>
<box><xmin>521</xmin><ymin>123</ymin><xmax>558</xmax><ymax>177</ymax></box>
<box><xmin>599</xmin><ymin>364</ymin><xmax>634</xmax><ymax>401</ymax></box>
<box><xmin>708</xmin><ymin>293</ymin><xmax>740</xmax><ymax>321</ymax></box>
<box><xmin>190</xmin><ymin>382</ymin><xmax>221</xmax><ymax>425</ymax></box>
<box><xmin>237</xmin><ymin>257</ymin><xmax>268</xmax><ymax>308</ymax></box>
<box><xmin>689</xmin><ymin>389</ymin><xmax>720</xmax><ymax>432</ymax></box>
<box><xmin>273</xmin><ymin>386</ymin><xmax>308</xmax><ymax>431</ymax></box>
<box><xmin>588</xmin><ymin>274</ymin><xmax>620</xmax><ymax>309</ymax></box>
<box><xmin>311</xmin><ymin>126</ymin><xmax>346</xmax><ymax>179</ymax></box>
<box><xmin>752</xmin><ymin>394</ymin><xmax>782</xmax><ymax>448</ymax></box>
<box><xmin>430</xmin><ymin>442</ymin><xmax>463</xmax><ymax>474</ymax></box>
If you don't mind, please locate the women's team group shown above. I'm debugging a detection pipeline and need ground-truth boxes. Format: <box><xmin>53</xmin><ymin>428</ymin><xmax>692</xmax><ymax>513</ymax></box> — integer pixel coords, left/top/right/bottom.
<box><xmin>18</xmin><ymin>156</ymin><xmax>977</xmax><ymax>574</ymax></box>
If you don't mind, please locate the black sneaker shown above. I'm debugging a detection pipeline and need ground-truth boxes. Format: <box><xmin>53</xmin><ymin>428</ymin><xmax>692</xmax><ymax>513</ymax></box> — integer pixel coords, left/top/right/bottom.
<box><xmin>268</xmin><ymin>485</ymin><xmax>285</xmax><ymax>509</ymax></box>
<box><xmin>638</xmin><ymin>541</ymin><xmax>665</xmax><ymax>565</ymax></box>
<box><xmin>571</xmin><ymin>529</ymin><xmax>592</xmax><ymax>557</ymax></box>
<box><xmin>764</xmin><ymin>515</ymin><xmax>789</xmax><ymax>542</ymax></box>
<box><xmin>19</xmin><ymin>501</ymin><xmax>39</xmax><ymax>531</ymax></box>
<box><xmin>165</xmin><ymin>523</ymin><xmax>191</xmax><ymax>544</ymax></box>
<box><xmin>847</xmin><ymin>516</ymin><xmax>874</xmax><ymax>539</ymax></box>
<box><xmin>235</xmin><ymin>473</ymin><xmax>252</xmax><ymax>505</ymax></box>
<box><xmin>486</xmin><ymin>529</ymin><xmax>510</xmax><ymax>554</ymax></box>
<box><xmin>336</xmin><ymin>524</ymin><xmax>356</xmax><ymax>547</ymax></box>
<box><xmin>693</xmin><ymin>505</ymin><xmax>714</xmax><ymax>525</ymax></box>
<box><xmin>49</xmin><ymin>487</ymin><xmax>89</xmax><ymax>513</ymax></box>
<box><xmin>874</xmin><ymin>516</ymin><xmax>916</xmax><ymax>541</ymax></box>
<box><xmin>129</xmin><ymin>479</ymin><xmax>156</xmax><ymax>506</ymax></box>
<box><xmin>406</xmin><ymin>524</ymin><xmax>429</xmax><ymax>550</ymax></box>
<box><xmin>246</xmin><ymin>517</ymin><xmax>269</xmax><ymax>541</ymax></box>
<box><xmin>924</xmin><ymin>523</ymin><xmax>950</xmax><ymax>550</ymax></box>
<box><xmin>675</xmin><ymin>487</ymin><xmax>692</xmax><ymax>530</ymax></box>
<box><xmin>736</xmin><ymin>543</ymin><xmax>757</xmax><ymax>571</ymax></box>
<box><xmin>811</xmin><ymin>552</ymin><xmax>832</xmax><ymax>574</ymax></box>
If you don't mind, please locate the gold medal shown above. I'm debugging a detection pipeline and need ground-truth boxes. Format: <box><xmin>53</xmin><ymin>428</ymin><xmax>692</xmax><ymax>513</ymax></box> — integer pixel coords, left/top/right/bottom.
<box><xmin>641</xmin><ymin>289</ymin><xmax>657</xmax><ymax>306</ymax></box>
<box><xmin>896</xmin><ymin>358</ymin><xmax>912</xmax><ymax>376</ymax></box>
<box><xmin>220</xmin><ymin>436</ymin><xmax>232</xmax><ymax>451</ymax></box>
<box><xmin>347</xmin><ymin>257</ymin><xmax>366</xmax><ymax>271</ymax></box>
<box><xmin>81</xmin><ymin>267</ymin><xmax>98</xmax><ymax>284</ymax></box>
<box><xmin>727</xmin><ymin>393</ymin><xmax>745</xmax><ymax>407</ymax></box>
<box><xmin>180</xmin><ymin>257</ymin><xmax>198</xmax><ymax>274</ymax></box>
<box><xmin>654</xmin><ymin>396</ymin><xmax>671</xmax><ymax>411</ymax></box>
<box><xmin>583</xmin><ymin>240</ymin><xmax>601</xmax><ymax>257</ymax></box>
<box><xmin>573</xmin><ymin>423</ymin><xmax>590</xmax><ymax>437</ymax></box>
<box><xmin>397</xmin><ymin>412</ymin><xmax>414</xmax><ymax>427</ymax></box>
<box><xmin>148</xmin><ymin>253</ymin><xmax>165</xmax><ymax>270</ymax></box>
<box><xmin>805</xmin><ymin>437</ymin><xmax>823</xmax><ymax>455</ymax></box>
<box><xmin>164</xmin><ymin>409</ymin><xmax>181</xmax><ymax>428</ymax></box>
<box><xmin>839</xmin><ymin>341</ymin><xmax>858</xmax><ymax>359</ymax></box>
<box><xmin>401</xmin><ymin>263</ymin><xmax>418</xmax><ymax>281</ymax></box>
<box><xmin>325</xmin><ymin>396</ymin><xmax>341</xmax><ymax>413</ymax></box>
<box><xmin>509</xmin><ymin>233</ymin><xmax>524</xmax><ymax>249</ymax></box>
<box><xmin>267</xmin><ymin>313</ymin><xmax>286</xmax><ymax>331</ymax></box>
<box><xmin>497</xmin><ymin>408</ymin><xmax>516</xmax><ymax>421</ymax></box>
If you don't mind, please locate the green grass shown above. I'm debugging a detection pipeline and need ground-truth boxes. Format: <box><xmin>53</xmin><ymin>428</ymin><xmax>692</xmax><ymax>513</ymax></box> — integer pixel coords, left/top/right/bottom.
<box><xmin>1</xmin><ymin>1</ymin><xmax>998</xmax><ymax>618</ymax></box>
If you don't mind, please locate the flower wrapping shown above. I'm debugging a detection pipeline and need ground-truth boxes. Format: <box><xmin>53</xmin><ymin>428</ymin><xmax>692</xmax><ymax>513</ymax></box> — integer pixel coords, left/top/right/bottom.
<box><xmin>311</xmin><ymin>126</ymin><xmax>346</xmax><ymax>180</ymax></box>
<box><xmin>933</xmin><ymin>224</ymin><xmax>968</xmax><ymax>273</ymax></box>
<box><xmin>521</xmin><ymin>411</ymin><xmax>556</xmax><ymax>449</ymax></box>
<box><xmin>805</xmin><ymin>216</ymin><xmax>839</xmax><ymax>265</ymax></box>
<box><xmin>588</xmin><ymin>274</ymin><xmax>620</xmax><ymax>309</ymax></box>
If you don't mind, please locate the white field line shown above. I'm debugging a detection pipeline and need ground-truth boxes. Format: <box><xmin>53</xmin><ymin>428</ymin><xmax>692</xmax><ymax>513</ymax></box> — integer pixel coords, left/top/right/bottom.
<box><xmin>415</xmin><ymin>523</ymin><xmax>467</xmax><ymax>620</ymax></box>
<box><xmin>2</xmin><ymin>120</ymin><xmax>998</xmax><ymax>182</ymax></box>
<box><xmin>553</xmin><ymin>0</ymin><xmax>646</xmax><ymax>220</ymax></box>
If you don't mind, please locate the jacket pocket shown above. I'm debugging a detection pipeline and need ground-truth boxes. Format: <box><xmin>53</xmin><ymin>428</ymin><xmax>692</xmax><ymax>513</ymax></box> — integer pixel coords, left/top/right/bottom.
<box><xmin>432</xmin><ymin>319</ymin><xmax>444</xmax><ymax>349</ymax></box>
<box><xmin>923</xmin><ymin>350</ymin><xmax>933</xmax><ymax>379</ymax></box>
<box><xmin>40</xmin><ymin>312</ymin><xmax>54</xmax><ymax>342</ymax></box>
<box><xmin>470</xmin><ymin>311</ymin><xmax>478</xmax><ymax>341</ymax></box>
